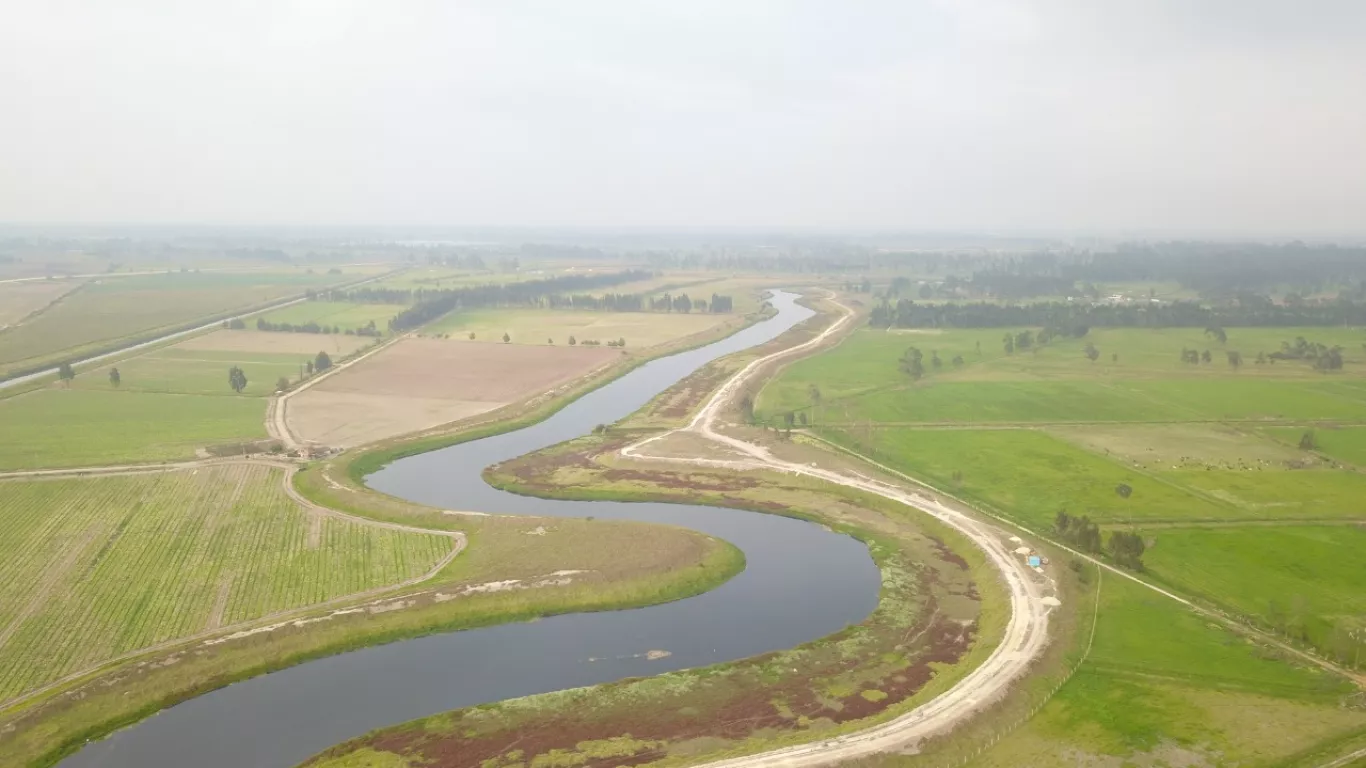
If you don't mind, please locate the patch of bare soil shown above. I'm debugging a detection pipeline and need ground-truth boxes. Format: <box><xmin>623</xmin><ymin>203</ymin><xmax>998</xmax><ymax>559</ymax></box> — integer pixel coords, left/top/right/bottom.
<box><xmin>289</xmin><ymin>339</ymin><xmax>616</xmax><ymax>448</ymax></box>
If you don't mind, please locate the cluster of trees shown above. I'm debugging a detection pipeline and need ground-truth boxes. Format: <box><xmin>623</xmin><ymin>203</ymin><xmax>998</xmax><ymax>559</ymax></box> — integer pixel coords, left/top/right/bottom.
<box><xmin>566</xmin><ymin>336</ymin><xmax>626</xmax><ymax>347</ymax></box>
<box><xmin>1108</xmin><ymin>530</ymin><xmax>1146</xmax><ymax>571</ymax></box>
<box><xmin>1268</xmin><ymin>336</ymin><xmax>1346</xmax><ymax>370</ymax></box>
<box><xmin>869</xmin><ymin>298</ymin><xmax>1366</xmax><ymax>329</ymax></box>
<box><xmin>1054</xmin><ymin>511</ymin><xmax>1103</xmax><ymax>553</ymax></box>
<box><xmin>1054</xmin><ymin>511</ymin><xmax>1145</xmax><ymax>570</ymax></box>
<box><xmin>254</xmin><ymin>317</ymin><xmax>382</xmax><ymax>337</ymax></box>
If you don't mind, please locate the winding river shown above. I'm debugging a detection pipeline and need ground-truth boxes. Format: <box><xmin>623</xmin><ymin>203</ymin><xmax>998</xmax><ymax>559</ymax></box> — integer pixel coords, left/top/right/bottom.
<box><xmin>61</xmin><ymin>291</ymin><xmax>881</xmax><ymax>768</ymax></box>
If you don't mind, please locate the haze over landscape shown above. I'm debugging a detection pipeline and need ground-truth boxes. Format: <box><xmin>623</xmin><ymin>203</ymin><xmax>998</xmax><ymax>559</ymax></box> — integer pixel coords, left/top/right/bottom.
<box><xmin>4</xmin><ymin>5</ymin><xmax>1366</xmax><ymax>768</ymax></box>
<box><xmin>3</xmin><ymin>1</ymin><xmax>1365</xmax><ymax>235</ymax></box>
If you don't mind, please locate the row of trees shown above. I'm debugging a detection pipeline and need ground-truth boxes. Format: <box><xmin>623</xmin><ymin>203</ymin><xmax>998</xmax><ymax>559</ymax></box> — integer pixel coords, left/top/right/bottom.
<box><xmin>869</xmin><ymin>298</ymin><xmax>1366</xmax><ymax>329</ymax></box>
<box><xmin>343</xmin><ymin>270</ymin><xmax>650</xmax><ymax>308</ymax></box>
<box><xmin>253</xmin><ymin>318</ymin><xmax>382</xmax><ymax>337</ymax></box>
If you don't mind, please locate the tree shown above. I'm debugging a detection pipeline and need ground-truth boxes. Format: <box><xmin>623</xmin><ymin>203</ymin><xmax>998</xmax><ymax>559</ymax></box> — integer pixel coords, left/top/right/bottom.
<box><xmin>228</xmin><ymin>318</ymin><xmax>246</xmax><ymax>330</ymax></box>
<box><xmin>931</xmin><ymin>351</ymin><xmax>942</xmax><ymax>370</ymax></box>
<box><xmin>1002</xmin><ymin>333</ymin><xmax>1015</xmax><ymax>355</ymax></box>
<box><xmin>568</xmin><ymin>335</ymin><xmax>577</xmax><ymax>346</ymax></box>
<box><xmin>305</xmin><ymin>360</ymin><xmax>315</xmax><ymax>376</ymax></box>
<box><xmin>1201</xmin><ymin>349</ymin><xmax>1212</xmax><ymax>364</ymax></box>
<box><xmin>548</xmin><ymin>338</ymin><xmax>554</xmax><ymax>345</ymax></box>
<box><xmin>275</xmin><ymin>376</ymin><xmax>290</xmax><ymax>392</ymax></box>
<box><xmin>899</xmin><ymin>346</ymin><xmax>925</xmax><ymax>380</ymax></box>
<box><xmin>797</xmin><ymin>411</ymin><xmax>808</xmax><ymax>426</ymax></box>
<box><xmin>1205</xmin><ymin>326</ymin><xmax>1228</xmax><ymax>345</ymax></box>
<box><xmin>952</xmin><ymin>354</ymin><xmax>964</xmax><ymax>367</ymax></box>
<box><xmin>468</xmin><ymin>332</ymin><xmax>476</xmax><ymax>340</ymax></box>
<box><xmin>918</xmin><ymin>283</ymin><xmax>933</xmax><ymax>299</ymax></box>
<box><xmin>1084</xmin><ymin>342</ymin><xmax>1100</xmax><ymax>362</ymax></box>
<box><xmin>617</xmin><ymin>337</ymin><xmax>625</xmax><ymax>347</ymax></box>
<box><xmin>108</xmin><ymin>367</ymin><xmax>121</xmax><ymax>388</ymax></box>
<box><xmin>1111</xmin><ymin>352</ymin><xmax>1119</xmax><ymax>363</ymax></box>
<box><xmin>1299</xmin><ymin>430</ymin><xmax>1317</xmax><ymax>451</ymax></box>
<box><xmin>502</xmin><ymin>332</ymin><xmax>511</xmax><ymax>343</ymax></box>
<box><xmin>57</xmin><ymin>361</ymin><xmax>75</xmax><ymax>386</ymax></box>
<box><xmin>1226</xmin><ymin>350</ymin><xmax>1243</xmax><ymax>369</ymax></box>
<box><xmin>738</xmin><ymin>394</ymin><xmax>756</xmax><ymax>423</ymax></box>
<box><xmin>228</xmin><ymin>366</ymin><xmax>248</xmax><ymax>393</ymax></box>
<box><xmin>315</xmin><ymin>351</ymin><xmax>333</xmax><ymax>372</ymax></box>
<box><xmin>1115</xmin><ymin>483</ymin><xmax>1133</xmax><ymax>498</ymax></box>
<box><xmin>1108</xmin><ymin>530</ymin><xmax>1146</xmax><ymax>571</ymax></box>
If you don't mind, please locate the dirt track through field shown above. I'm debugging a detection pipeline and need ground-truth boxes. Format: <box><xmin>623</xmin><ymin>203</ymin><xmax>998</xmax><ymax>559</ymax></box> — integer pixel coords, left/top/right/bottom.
<box><xmin>622</xmin><ymin>295</ymin><xmax>1056</xmax><ymax>764</ymax></box>
<box><xmin>622</xmin><ymin>293</ymin><xmax>1365</xmax><ymax>766</ymax></box>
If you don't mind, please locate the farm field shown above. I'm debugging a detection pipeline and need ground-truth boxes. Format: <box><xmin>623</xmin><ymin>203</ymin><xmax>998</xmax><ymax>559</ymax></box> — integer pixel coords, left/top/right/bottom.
<box><xmin>0</xmin><ymin>463</ymin><xmax>453</xmax><ymax>703</ymax></box>
<box><xmin>256</xmin><ymin>301</ymin><xmax>407</xmax><ymax>332</ymax></box>
<box><xmin>61</xmin><ymin>328</ymin><xmax>376</xmax><ymax>398</ymax></box>
<box><xmin>962</xmin><ymin>575</ymin><xmax>1365</xmax><ymax>767</ymax></box>
<box><xmin>424</xmin><ymin>308</ymin><xmax>732</xmax><ymax>348</ymax></box>
<box><xmin>758</xmin><ymin>326</ymin><xmax>1366</xmax><ymax>423</ymax></box>
<box><xmin>764</xmin><ymin>314</ymin><xmax>1366</xmax><ymax>686</ymax></box>
<box><xmin>0</xmin><ymin>280</ymin><xmax>82</xmax><ymax>327</ymax></box>
<box><xmin>287</xmin><ymin>338</ymin><xmax>618</xmax><ymax>447</ymax></box>
<box><xmin>0</xmin><ymin>271</ymin><xmax>352</xmax><ymax>377</ymax></box>
<box><xmin>0</xmin><ymin>389</ymin><xmax>265</xmax><ymax>470</ymax></box>
<box><xmin>1266</xmin><ymin>425</ymin><xmax>1366</xmax><ymax>467</ymax></box>
<box><xmin>1143</xmin><ymin>525</ymin><xmax>1366</xmax><ymax>660</ymax></box>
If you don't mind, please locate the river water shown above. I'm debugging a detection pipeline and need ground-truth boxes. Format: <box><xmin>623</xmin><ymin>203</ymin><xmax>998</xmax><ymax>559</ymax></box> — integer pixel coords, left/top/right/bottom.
<box><xmin>60</xmin><ymin>291</ymin><xmax>881</xmax><ymax>768</ymax></box>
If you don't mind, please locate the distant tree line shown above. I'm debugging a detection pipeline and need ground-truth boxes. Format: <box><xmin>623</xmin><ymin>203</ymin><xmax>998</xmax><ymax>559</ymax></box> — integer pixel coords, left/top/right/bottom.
<box><xmin>254</xmin><ymin>317</ymin><xmax>382</xmax><ymax>337</ymax></box>
<box><xmin>340</xmin><ymin>270</ymin><xmax>649</xmax><ymax>307</ymax></box>
<box><xmin>870</xmin><ymin>298</ymin><xmax>1366</xmax><ymax>329</ymax></box>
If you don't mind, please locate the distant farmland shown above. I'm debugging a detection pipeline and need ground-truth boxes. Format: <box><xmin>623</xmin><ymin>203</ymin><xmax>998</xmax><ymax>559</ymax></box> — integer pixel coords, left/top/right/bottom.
<box><xmin>0</xmin><ymin>271</ymin><xmax>355</xmax><ymax>378</ymax></box>
<box><xmin>0</xmin><ymin>464</ymin><xmax>453</xmax><ymax>703</ymax></box>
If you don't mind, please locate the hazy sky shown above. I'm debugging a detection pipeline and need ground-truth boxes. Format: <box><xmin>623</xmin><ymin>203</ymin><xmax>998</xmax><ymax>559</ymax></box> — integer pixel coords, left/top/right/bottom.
<box><xmin>3</xmin><ymin>1</ymin><xmax>1364</xmax><ymax>234</ymax></box>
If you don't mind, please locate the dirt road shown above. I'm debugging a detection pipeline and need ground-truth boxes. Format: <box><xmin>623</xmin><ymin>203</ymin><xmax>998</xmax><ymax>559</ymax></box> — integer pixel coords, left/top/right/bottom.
<box><xmin>625</xmin><ymin>291</ymin><xmax>1364</xmax><ymax>765</ymax></box>
<box><xmin>622</xmin><ymin>295</ymin><xmax>1058</xmax><ymax>763</ymax></box>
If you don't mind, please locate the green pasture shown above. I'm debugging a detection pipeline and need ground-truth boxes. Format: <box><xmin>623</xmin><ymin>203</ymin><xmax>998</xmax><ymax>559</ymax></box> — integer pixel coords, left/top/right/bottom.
<box><xmin>74</xmin><ymin>349</ymin><xmax>308</xmax><ymax>397</ymax></box>
<box><xmin>257</xmin><ymin>301</ymin><xmax>407</xmax><ymax>331</ymax></box>
<box><xmin>0</xmin><ymin>270</ymin><xmax>347</xmax><ymax>375</ymax></box>
<box><xmin>1144</xmin><ymin>525</ymin><xmax>1366</xmax><ymax>663</ymax></box>
<box><xmin>1155</xmin><ymin>467</ymin><xmax>1366</xmax><ymax>520</ymax></box>
<box><xmin>0</xmin><ymin>389</ymin><xmax>265</xmax><ymax>470</ymax></box>
<box><xmin>823</xmin><ymin>427</ymin><xmax>1231</xmax><ymax>527</ymax></box>
<box><xmin>964</xmin><ymin>575</ymin><xmax>1363</xmax><ymax>767</ymax></box>
<box><xmin>1266</xmin><ymin>425</ymin><xmax>1366</xmax><ymax>467</ymax></box>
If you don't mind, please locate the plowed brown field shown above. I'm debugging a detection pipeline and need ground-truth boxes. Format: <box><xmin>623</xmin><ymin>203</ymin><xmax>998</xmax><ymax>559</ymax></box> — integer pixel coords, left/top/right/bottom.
<box><xmin>288</xmin><ymin>339</ymin><xmax>618</xmax><ymax>447</ymax></box>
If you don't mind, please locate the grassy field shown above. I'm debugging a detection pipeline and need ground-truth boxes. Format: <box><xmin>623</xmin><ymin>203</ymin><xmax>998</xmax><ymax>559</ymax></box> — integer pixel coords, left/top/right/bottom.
<box><xmin>1144</xmin><ymin>526</ymin><xmax>1366</xmax><ymax>658</ymax></box>
<box><xmin>424</xmin><ymin>308</ymin><xmax>731</xmax><ymax>348</ymax></box>
<box><xmin>0</xmin><ymin>463</ymin><xmax>452</xmax><ymax>703</ymax></box>
<box><xmin>72</xmin><ymin>348</ymin><xmax>310</xmax><ymax>397</ymax></box>
<box><xmin>758</xmin><ymin>326</ymin><xmax>1366</xmax><ymax>423</ymax></box>
<box><xmin>0</xmin><ymin>271</ymin><xmax>349</xmax><ymax>377</ymax></box>
<box><xmin>957</xmin><ymin>576</ymin><xmax>1364</xmax><ymax>768</ymax></box>
<box><xmin>257</xmin><ymin>301</ymin><xmax>408</xmax><ymax>332</ymax></box>
<box><xmin>0</xmin><ymin>389</ymin><xmax>266</xmax><ymax>470</ymax></box>
<box><xmin>754</xmin><ymin>313</ymin><xmax>1366</xmax><ymax>765</ymax></box>
<box><xmin>1267</xmin><ymin>424</ymin><xmax>1366</xmax><ymax>466</ymax></box>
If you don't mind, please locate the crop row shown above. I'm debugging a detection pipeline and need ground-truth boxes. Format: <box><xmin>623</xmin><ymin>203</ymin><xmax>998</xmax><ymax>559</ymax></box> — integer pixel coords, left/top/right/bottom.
<box><xmin>0</xmin><ymin>466</ymin><xmax>450</xmax><ymax>702</ymax></box>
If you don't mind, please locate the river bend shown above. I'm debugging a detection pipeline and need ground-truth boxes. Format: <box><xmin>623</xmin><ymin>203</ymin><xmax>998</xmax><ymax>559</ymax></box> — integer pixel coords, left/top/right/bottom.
<box><xmin>61</xmin><ymin>291</ymin><xmax>881</xmax><ymax>768</ymax></box>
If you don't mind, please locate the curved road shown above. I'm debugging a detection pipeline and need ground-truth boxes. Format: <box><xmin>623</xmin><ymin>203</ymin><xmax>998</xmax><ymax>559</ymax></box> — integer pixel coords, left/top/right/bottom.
<box><xmin>624</xmin><ymin>296</ymin><xmax>1056</xmax><ymax>764</ymax></box>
